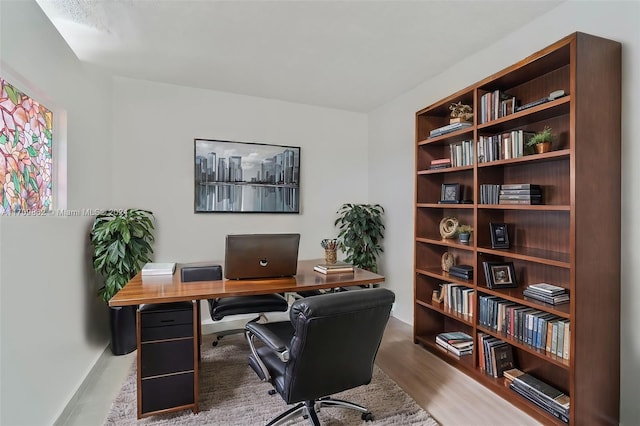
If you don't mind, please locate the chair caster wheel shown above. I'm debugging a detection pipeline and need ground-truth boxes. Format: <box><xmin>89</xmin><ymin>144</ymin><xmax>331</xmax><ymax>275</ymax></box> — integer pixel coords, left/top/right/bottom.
<box><xmin>268</xmin><ymin>389</ymin><xmax>277</xmax><ymax>395</ymax></box>
<box><xmin>303</xmin><ymin>414</ymin><xmax>309</xmax><ymax>419</ymax></box>
<box><xmin>362</xmin><ymin>412</ymin><xmax>374</xmax><ymax>421</ymax></box>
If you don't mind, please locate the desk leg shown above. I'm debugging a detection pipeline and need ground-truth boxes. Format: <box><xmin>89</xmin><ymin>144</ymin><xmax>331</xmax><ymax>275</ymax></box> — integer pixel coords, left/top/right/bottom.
<box><xmin>136</xmin><ymin>308</ymin><xmax>143</xmax><ymax>419</ymax></box>
<box><xmin>196</xmin><ymin>301</ymin><xmax>202</xmax><ymax>363</ymax></box>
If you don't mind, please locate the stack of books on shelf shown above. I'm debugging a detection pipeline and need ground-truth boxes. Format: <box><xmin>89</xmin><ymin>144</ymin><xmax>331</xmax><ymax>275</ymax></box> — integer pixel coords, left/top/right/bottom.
<box><xmin>429</xmin><ymin>121</ymin><xmax>472</xmax><ymax>138</ymax></box>
<box><xmin>448</xmin><ymin>264</ymin><xmax>473</xmax><ymax>280</ymax></box>
<box><xmin>477</xmin><ymin>334</ymin><xmax>515</xmax><ymax>378</ymax></box>
<box><xmin>429</xmin><ymin>158</ymin><xmax>451</xmax><ymax>170</ymax></box>
<box><xmin>435</xmin><ymin>331</ymin><xmax>473</xmax><ymax>357</ymax></box>
<box><xmin>499</xmin><ymin>184</ymin><xmax>542</xmax><ymax>205</ymax></box>
<box><xmin>440</xmin><ymin>283</ymin><xmax>474</xmax><ymax>317</ymax></box>
<box><xmin>478</xmin><ymin>295</ymin><xmax>571</xmax><ymax>360</ymax></box>
<box><xmin>313</xmin><ymin>262</ymin><xmax>354</xmax><ymax>274</ymax></box>
<box><xmin>479</xmin><ymin>184</ymin><xmax>500</xmax><ymax>204</ymax></box>
<box><xmin>449</xmin><ymin>140</ymin><xmax>474</xmax><ymax>167</ymax></box>
<box><xmin>504</xmin><ymin>368</ymin><xmax>570</xmax><ymax>423</ymax></box>
<box><xmin>523</xmin><ymin>283</ymin><xmax>570</xmax><ymax>305</ymax></box>
<box><xmin>141</xmin><ymin>262</ymin><xmax>177</xmax><ymax>276</ymax></box>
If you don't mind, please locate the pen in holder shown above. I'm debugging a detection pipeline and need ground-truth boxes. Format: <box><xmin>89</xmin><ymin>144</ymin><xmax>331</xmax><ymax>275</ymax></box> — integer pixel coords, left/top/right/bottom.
<box><xmin>321</xmin><ymin>239</ymin><xmax>338</xmax><ymax>264</ymax></box>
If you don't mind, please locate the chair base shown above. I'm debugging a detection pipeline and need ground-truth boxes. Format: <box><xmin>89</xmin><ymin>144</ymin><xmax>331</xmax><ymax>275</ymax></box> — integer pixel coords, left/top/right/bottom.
<box><xmin>266</xmin><ymin>397</ymin><xmax>373</xmax><ymax>426</ymax></box>
<box><xmin>211</xmin><ymin>314</ymin><xmax>267</xmax><ymax>346</ymax></box>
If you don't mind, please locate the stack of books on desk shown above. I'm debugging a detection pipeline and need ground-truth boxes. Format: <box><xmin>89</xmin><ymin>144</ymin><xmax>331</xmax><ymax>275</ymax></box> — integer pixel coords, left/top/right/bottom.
<box><xmin>141</xmin><ymin>262</ymin><xmax>176</xmax><ymax>276</ymax></box>
<box><xmin>504</xmin><ymin>368</ymin><xmax>570</xmax><ymax>423</ymax></box>
<box><xmin>523</xmin><ymin>283</ymin><xmax>570</xmax><ymax>305</ymax></box>
<box><xmin>313</xmin><ymin>262</ymin><xmax>354</xmax><ymax>274</ymax></box>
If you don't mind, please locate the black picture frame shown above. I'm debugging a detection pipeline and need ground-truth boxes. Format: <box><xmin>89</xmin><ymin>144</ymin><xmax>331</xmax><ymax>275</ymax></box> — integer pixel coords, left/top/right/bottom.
<box><xmin>490</xmin><ymin>222</ymin><xmax>510</xmax><ymax>249</ymax></box>
<box><xmin>194</xmin><ymin>139</ymin><xmax>300</xmax><ymax>213</ymax></box>
<box><xmin>483</xmin><ymin>261</ymin><xmax>518</xmax><ymax>289</ymax></box>
<box><xmin>440</xmin><ymin>183</ymin><xmax>461</xmax><ymax>204</ymax></box>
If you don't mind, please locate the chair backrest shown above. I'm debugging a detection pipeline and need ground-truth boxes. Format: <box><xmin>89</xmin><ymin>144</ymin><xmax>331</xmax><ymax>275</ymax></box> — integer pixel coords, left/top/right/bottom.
<box><xmin>282</xmin><ymin>288</ymin><xmax>395</xmax><ymax>403</ymax></box>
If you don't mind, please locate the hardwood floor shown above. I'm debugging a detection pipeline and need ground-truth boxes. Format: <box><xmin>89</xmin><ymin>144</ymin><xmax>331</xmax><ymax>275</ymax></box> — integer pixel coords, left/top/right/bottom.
<box><xmin>377</xmin><ymin>317</ymin><xmax>541</xmax><ymax>426</ymax></box>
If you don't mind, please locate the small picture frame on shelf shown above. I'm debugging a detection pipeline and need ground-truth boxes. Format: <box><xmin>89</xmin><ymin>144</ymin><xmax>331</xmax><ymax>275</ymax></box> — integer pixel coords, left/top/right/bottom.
<box><xmin>490</xmin><ymin>222</ymin><xmax>510</xmax><ymax>249</ymax></box>
<box><xmin>483</xmin><ymin>261</ymin><xmax>517</xmax><ymax>289</ymax></box>
<box><xmin>439</xmin><ymin>183</ymin><xmax>461</xmax><ymax>204</ymax></box>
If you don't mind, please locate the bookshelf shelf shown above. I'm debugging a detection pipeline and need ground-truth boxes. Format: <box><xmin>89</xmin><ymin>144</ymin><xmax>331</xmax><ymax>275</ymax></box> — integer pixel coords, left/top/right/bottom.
<box><xmin>413</xmin><ymin>32</ymin><xmax>621</xmax><ymax>425</ymax></box>
<box><xmin>476</xmin><ymin>148</ymin><xmax>570</xmax><ymax>168</ymax></box>
<box><xmin>417</xmin><ymin>165</ymin><xmax>474</xmax><ymax>174</ymax></box>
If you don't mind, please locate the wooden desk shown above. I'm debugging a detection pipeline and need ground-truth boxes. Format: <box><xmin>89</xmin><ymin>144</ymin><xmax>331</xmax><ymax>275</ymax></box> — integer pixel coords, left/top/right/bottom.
<box><xmin>109</xmin><ymin>259</ymin><xmax>385</xmax><ymax>419</ymax></box>
<box><xmin>109</xmin><ymin>259</ymin><xmax>385</xmax><ymax>307</ymax></box>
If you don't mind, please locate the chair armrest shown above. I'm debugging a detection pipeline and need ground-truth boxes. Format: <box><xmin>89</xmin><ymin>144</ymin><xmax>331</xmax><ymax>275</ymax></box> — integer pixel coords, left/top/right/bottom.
<box><xmin>246</xmin><ymin>321</ymin><xmax>292</xmax><ymax>362</ymax></box>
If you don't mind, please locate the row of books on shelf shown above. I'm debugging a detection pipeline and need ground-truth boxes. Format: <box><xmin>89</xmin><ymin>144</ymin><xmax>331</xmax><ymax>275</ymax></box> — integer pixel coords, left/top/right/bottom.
<box><xmin>478</xmin><ymin>294</ymin><xmax>570</xmax><ymax>359</ymax></box>
<box><xmin>504</xmin><ymin>368</ymin><xmax>570</xmax><ymax>424</ymax></box>
<box><xmin>523</xmin><ymin>283</ymin><xmax>569</xmax><ymax>305</ymax></box>
<box><xmin>477</xmin><ymin>130</ymin><xmax>535</xmax><ymax>163</ymax></box>
<box><xmin>435</xmin><ymin>331</ymin><xmax>473</xmax><ymax>357</ymax></box>
<box><xmin>439</xmin><ymin>282</ymin><xmax>474</xmax><ymax>317</ymax></box>
<box><xmin>450</xmin><ymin>140</ymin><xmax>474</xmax><ymax>167</ymax></box>
<box><xmin>313</xmin><ymin>262</ymin><xmax>354</xmax><ymax>274</ymax></box>
<box><xmin>429</xmin><ymin>139</ymin><xmax>475</xmax><ymax>170</ymax></box>
<box><xmin>478</xmin><ymin>333</ymin><xmax>515</xmax><ymax>378</ymax></box>
<box><xmin>428</xmin><ymin>121</ymin><xmax>472</xmax><ymax>138</ymax></box>
<box><xmin>479</xmin><ymin>183</ymin><xmax>543</xmax><ymax>205</ymax></box>
<box><xmin>479</xmin><ymin>90</ymin><xmax>517</xmax><ymax>124</ymax></box>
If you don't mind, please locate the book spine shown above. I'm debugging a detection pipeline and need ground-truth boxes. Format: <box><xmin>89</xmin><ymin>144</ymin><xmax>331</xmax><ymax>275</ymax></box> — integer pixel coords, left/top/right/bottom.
<box><xmin>500</xmin><ymin>184</ymin><xmax>541</xmax><ymax>190</ymax></box>
<box><xmin>499</xmin><ymin>199</ymin><xmax>542</xmax><ymax>205</ymax></box>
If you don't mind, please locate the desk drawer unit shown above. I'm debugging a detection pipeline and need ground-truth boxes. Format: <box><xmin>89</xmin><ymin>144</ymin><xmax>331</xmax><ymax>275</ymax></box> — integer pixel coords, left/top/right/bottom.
<box><xmin>137</xmin><ymin>301</ymin><xmax>198</xmax><ymax>418</ymax></box>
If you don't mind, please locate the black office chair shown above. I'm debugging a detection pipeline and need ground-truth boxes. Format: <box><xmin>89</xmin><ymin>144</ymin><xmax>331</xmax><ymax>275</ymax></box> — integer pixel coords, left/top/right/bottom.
<box><xmin>180</xmin><ymin>264</ymin><xmax>290</xmax><ymax>347</ymax></box>
<box><xmin>245</xmin><ymin>287</ymin><xmax>395</xmax><ymax>425</ymax></box>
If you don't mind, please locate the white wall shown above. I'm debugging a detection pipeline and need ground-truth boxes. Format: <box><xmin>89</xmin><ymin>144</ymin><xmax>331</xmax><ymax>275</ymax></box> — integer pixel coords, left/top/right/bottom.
<box><xmin>368</xmin><ymin>1</ymin><xmax>640</xmax><ymax>424</ymax></box>
<box><xmin>0</xmin><ymin>1</ymin><xmax>113</xmax><ymax>424</ymax></box>
<box><xmin>111</xmin><ymin>77</ymin><xmax>368</xmax><ymax>265</ymax></box>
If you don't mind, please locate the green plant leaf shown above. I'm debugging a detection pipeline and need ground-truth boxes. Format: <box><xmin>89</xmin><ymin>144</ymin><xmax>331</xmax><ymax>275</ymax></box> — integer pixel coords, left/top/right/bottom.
<box><xmin>5</xmin><ymin>84</ymin><xmax>19</xmax><ymax>105</ymax></box>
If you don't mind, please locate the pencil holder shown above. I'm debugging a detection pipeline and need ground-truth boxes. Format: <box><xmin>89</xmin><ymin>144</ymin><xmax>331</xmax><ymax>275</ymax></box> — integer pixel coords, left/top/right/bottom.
<box><xmin>321</xmin><ymin>238</ymin><xmax>338</xmax><ymax>264</ymax></box>
<box><xmin>324</xmin><ymin>248</ymin><xmax>337</xmax><ymax>264</ymax></box>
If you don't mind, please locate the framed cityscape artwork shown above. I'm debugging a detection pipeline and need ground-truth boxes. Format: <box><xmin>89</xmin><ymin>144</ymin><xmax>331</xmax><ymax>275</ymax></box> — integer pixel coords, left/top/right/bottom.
<box><xmin>194</xmin><ymin>139</ymin><xmax>300</xmax><ymax>213</ymax></box>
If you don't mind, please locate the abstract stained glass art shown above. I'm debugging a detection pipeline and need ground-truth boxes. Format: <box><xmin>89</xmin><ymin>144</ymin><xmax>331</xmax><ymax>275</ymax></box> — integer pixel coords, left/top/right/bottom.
<box><xmin>0</xmin><ymin>77</ymin><xmax>53</xmax><ymax>214</ymax></box>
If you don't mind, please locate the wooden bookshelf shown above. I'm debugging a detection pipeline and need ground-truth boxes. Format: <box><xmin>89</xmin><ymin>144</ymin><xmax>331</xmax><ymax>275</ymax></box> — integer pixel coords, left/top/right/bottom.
<box><xmin>413</xmin><ymin>32</ymin><xmax>621</xmax><ymax>425</ymax></box>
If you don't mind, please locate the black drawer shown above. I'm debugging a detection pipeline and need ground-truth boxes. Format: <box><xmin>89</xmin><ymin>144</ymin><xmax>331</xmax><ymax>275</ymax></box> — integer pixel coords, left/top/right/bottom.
<box><xmin>140</xmin><ymin>339</ymin><xmax>194</xmax><ymax>377</ymax></box>
<box><xmin>141</xmin><ymin>372</ymin><xmax>194</xmax><ymax>414</ymax></box>
<box><xmin>141</xmin><ymin>323</ymin><xmax>193</xmax><ymax>341</ymax></box>
<box><xmin>140</xmin><ymin>305</ymin><xmax>193</xmax><ymax>329</ymax></box>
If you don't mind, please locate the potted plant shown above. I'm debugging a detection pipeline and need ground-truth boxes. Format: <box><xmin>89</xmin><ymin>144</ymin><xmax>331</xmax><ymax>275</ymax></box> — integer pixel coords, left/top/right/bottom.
<box><xmin>526</xmin><ymin>126</ymin><xmax>554</xmax><ymax>154</ymax></box>
<box><xmin>90</xmin><ymin>209</ymin><xmax>155</xmax><ymax>355</ymax></box>
<box><xmin>456</xmin><ymin>224</ymin><xmax>473</xmax><ymax>244</ymax></box>
<box><xmin>334</xmin><ymin>204</ymin><xmax>385</xmax><ymax>273</ymax></box>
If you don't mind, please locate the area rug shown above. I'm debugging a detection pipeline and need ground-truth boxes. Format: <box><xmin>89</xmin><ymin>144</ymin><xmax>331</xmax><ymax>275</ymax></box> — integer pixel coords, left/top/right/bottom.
<box><xmin>105</xmin><ymin>334</ymin><xmax>438</xmax><ymax>425</ymax></box>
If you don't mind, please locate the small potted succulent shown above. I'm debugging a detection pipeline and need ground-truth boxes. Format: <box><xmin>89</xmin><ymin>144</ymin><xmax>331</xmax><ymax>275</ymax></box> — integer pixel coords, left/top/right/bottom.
<box><xmin>456</xmin><ymin>224</ymin><xmax>473</xmax><ymax>244</ymax></box>
<box><xmin>526</xmin><ymin>126</ymin><xmax>554</xmax><ymax>154</ymax></box>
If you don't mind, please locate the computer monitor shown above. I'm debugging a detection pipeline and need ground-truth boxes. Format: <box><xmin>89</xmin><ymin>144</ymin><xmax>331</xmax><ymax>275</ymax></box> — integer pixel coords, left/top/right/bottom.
<box><xmin>224</xmin><ymin>233</ymin><xmax>300</xmax><ymax>279</ymax></box>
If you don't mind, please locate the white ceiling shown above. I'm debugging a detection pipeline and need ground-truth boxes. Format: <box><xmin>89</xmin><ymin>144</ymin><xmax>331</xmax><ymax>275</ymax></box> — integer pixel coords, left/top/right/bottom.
<box><xmin>36</xmin><ymin>0</ymin><xmax>563</xmax><ymax>112</ymax></box>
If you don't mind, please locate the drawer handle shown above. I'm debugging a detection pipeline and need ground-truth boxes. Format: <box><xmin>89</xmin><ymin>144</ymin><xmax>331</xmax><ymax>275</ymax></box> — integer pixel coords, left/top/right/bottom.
<box><xmin>160</xmin><ymin>319</ymin><xmax>175</xmax><ymax>323</ymax></box>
